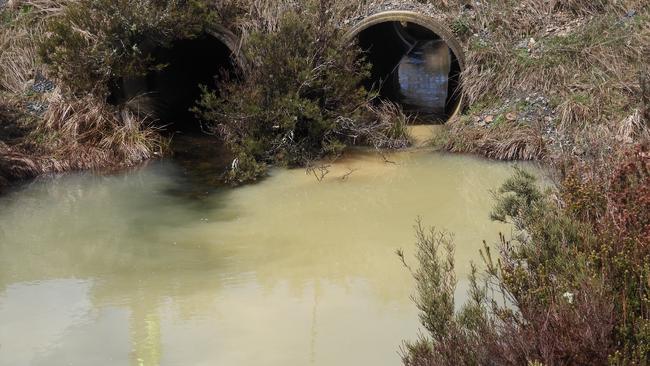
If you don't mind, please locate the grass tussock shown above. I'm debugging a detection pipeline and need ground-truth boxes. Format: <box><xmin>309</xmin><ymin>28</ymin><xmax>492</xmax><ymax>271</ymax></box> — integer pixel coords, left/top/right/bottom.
<box><xmin>1</xmin><ymin>95</ymin><xmax>163</xmax><ymax>180</ymax></box>
<box><xmin>443</xmin><ymin>118</ymin><xmax>547</xmax><ymax>160</ymax></box>
<box><xmin>0</xmin><ymin>0</ymin><xmax>213</xmax><ymax>184</ymax></box>
<box><xmin>364</xmin><ymin>101</ymin><xmax>413</xmax><ymax>149</ymax></box>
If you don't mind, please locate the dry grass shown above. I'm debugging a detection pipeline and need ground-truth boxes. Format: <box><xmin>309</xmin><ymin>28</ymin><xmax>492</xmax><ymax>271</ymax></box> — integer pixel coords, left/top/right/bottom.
<box><xmin>38</xmin><ymin>94</ymin><xmax>164</xmax><ymax>166</ymax></box>
<box><xmin>216</xmin><ymin>0</ymin><xmax>363</xmax><ymax>47</ymax></box>
<box><xmin>364</xmin><ymin>101</ymin><xmax>413</xmax><ymax>149</ymax></box>
<box><xmin>429</xmin><ymin>0</ymin><xmax>650</xmax><ymax>161</ymax></box>
<box><xmin>0</xmin><ymin>5</ymin><xmax>47</xmax><ymax>94</ymax></box>
<box><xmin>0</xmin><ymin>0</ymin><xmax>164</xmax><ymax>184</ymax></box>
<box><xmin>444</xmin><ymin>118</ymin><xmax>547</xmax><ymax>160</ymax></box>
<box><xmin>1</xmin><ymin>95</ymin><xmax>163</xmax><ymax>180</ymax></box>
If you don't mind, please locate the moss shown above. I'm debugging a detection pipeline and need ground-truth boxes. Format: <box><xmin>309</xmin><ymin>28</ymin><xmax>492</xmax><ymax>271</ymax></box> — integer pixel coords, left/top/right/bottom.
<box><xmin>491</xmin><ymin>114</ymin><xmax>506</xmax><ymax>127</ymax></box>
<box><xmin>450</xmin><ymin>16</ymin><xmax>471</xmax><ymax>38</ymax></box>
<box><xmin>514</xmin><ymin>48</ymin><xmax>535</xmax><ymax>67</ymax></box>
<box><xmin>570</xmin><ymin>93</ymin><xmax>591</xmax><ymax>105</ymax></box>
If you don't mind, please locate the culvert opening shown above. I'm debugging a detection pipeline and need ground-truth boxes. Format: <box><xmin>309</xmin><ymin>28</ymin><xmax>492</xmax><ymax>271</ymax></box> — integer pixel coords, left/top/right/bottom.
<box><xmin>354</xmin><ymin>19</ymin><xmax>462</xmax><ymax>122</ymax></box>
<box><xmin>112</xmin><ymin>32</ymin><xmax>239</xmax><ymax>134</ymax></box>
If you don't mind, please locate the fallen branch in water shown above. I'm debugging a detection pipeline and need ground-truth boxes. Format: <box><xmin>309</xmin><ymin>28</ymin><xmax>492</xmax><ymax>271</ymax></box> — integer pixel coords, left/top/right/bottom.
<box><xmin>306</xmin><ymin>163</ymin><xmax>331</xmax><ymax>182</ymax></box>
<box><xmin>339</xmin><ymin>167</ymin><xmax>358</xmax><ymax>181</ymax></box>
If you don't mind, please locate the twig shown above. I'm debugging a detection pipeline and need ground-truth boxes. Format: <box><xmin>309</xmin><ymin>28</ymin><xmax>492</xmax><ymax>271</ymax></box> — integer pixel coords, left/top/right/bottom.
<box><xmin>306</xmin><ymin>163</ymin><xmax>330</xmax><ymax>182</ymax></box>
<box><xmin>339</xmin><ymin>167</ymin><xmax>358</xmax><ymax>181</ymax></box>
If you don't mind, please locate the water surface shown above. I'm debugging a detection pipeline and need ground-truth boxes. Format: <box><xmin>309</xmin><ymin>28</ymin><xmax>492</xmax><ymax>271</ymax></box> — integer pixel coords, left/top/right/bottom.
<box><xmin>0</xmin><ymin>146</ymin><xmax>527</xmax><ymax>366</ymax></box>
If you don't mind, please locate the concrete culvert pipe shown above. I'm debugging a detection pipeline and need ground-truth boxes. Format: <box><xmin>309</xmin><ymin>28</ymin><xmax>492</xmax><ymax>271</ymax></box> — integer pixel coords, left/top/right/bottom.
<box><xmin>110</xmin><ymin>25</ymin><xmax>244</xmax><ymax>133</ymax></box>
<box><xmin>346</xmin><ymin>11</ymin><xmax>465</xmax><ymax>123</ymax></box>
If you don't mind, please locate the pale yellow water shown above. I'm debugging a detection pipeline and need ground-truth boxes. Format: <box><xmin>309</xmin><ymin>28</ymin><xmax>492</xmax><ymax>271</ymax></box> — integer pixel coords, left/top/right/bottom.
<box><xmin>0</xmin><ymin>149</ymin><xmax>532</xmax><ymax>366</ymax></box>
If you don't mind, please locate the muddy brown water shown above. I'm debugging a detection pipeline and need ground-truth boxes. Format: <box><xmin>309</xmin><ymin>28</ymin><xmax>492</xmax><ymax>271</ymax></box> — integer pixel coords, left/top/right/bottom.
<box><xmin>0</xmin><ymin>136</ymin><xmax>538</xmax><ymax>366</ymax></box>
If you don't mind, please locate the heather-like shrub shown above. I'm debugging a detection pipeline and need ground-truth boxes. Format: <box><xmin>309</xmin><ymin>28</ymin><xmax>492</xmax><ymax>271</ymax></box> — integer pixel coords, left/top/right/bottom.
<box><xmin>193</xmin><ymin>0</ymin><xmax>411</xmax><ymax>184</ymax></box>
<box><xmin>193</xmin><ymin>0</ymin><xmax>371</xmax><ymax>184</ymax></box>
<box><xmin>401</xmin><ymin>159</ymin><xmax>650</xmax><ymax>365</ymax></box>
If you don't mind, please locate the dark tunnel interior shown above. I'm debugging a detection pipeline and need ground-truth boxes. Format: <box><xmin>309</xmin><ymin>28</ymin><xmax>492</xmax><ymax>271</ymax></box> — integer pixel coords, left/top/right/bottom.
<box><xmin>357</xmin><ymin>21</ymin><xmax>462</xmax><ymax>122</ymax></box>
<box><xmin>111</xmin><ymin>34</ymin><xmax>237</xmax><ymax>134</ymax></box>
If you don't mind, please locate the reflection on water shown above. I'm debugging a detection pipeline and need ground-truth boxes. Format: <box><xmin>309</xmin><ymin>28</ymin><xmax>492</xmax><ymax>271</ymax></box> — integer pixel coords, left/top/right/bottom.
<box><xmin>0</xmin><ymin>149</ymin><xmax>529</xmax><ymax>366</ymax></box>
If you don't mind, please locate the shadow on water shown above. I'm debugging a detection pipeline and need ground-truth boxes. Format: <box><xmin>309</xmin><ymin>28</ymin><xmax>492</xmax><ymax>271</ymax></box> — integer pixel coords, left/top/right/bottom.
<box><xmin>163</xmin><ymin>133</ymin><xmax>233</xmax><ymax>199</ymax></box>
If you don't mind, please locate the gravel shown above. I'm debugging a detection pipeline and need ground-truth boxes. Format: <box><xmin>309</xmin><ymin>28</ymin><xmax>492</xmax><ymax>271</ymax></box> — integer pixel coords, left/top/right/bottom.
<box><xmin>346</xmin><ymin>0</ymin><xmax>455</xmax><ymax>26</ymax></box>
<box><xmin>30</xmin><ymin>72</ymin><xmax>56</xmax><ymax>94</ymax></box>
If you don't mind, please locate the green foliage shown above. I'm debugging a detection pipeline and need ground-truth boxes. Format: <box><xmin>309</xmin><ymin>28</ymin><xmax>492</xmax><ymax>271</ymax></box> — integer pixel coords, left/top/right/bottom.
<box><xmin>398</xmin><ymin>223</ymin><xmax>490</xmax><ymax>366</ymax></box>
<box><xmin>0</xmin><ymin>6</ymin><xmax>14</xmax><ymax>26</ymax></box>
<box><xmin>401</xmin><ymin>222</ymin><xmax>456</xmax><ymax>339</ymax></box>
<box><xmin>490</xmin><ymin>168</ymin><xmax>544</xmax><ymax>227</ymax></box>
<box><xmin>39</xmin><ymin>0</ymin><xmax>216</xmax><ymax>96</ymax></box>
<box><xmin>401</xmin><ymin>156</ymin><xmax>650</xmax><ymax>364</ymax></box>
<box><xmin>193</xmin><ymin>1</ymin><xmax>373</xmax><ymax>184</ymax></box>
<box><xmin>450</xmin><ymin>16</ymin><xmax>471</xmax><ymax>37</ymax></box>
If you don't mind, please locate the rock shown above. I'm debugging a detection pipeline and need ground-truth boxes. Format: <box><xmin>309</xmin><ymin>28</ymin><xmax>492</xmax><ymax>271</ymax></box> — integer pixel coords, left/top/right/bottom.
<box><xmin>26</xmin><ymin>101</ymin><xmax>48</xmax><ymax>115</ymax></box>
<box><xmin>30</xmin><ymin>72</ymin><xmax>55</xmax><ymax>94</ymax></box>
<box><xmin>625</xmin><ymin>10</ymin><xmax>636</xmax><ymax>19</ymax></box>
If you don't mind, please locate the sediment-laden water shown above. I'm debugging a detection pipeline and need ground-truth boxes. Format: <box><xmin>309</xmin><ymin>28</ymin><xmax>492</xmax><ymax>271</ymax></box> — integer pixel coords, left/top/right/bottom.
<box><xmin>0</xmin><ymin>141</ymin><xmax>534</xmax><ymax>366</ymax></box>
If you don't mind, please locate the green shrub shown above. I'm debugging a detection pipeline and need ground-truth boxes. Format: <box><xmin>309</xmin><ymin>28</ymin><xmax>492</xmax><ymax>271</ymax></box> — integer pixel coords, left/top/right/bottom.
<box><xmin>193</xmin><ymin>0</ymin><xmax>389</xmax><ymax>184</ymax></box>
<box><xmin>40</xmin><ymin>0</ymin><xmax>216</xmax><ymax>96</ymax></box>
<box><xmin>401</xmin><ymin>160</ymin><xmax>650</xmax><ymax>365</ymax></box>
<box><xmin>450</xmin><ymin>16</ymin><xmax>471</xmax><ymax>38</ymax></box>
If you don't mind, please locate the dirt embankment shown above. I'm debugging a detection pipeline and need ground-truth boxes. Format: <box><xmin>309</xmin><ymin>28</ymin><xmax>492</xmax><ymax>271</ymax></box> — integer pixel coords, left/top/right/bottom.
<box><xmin>354</xmin><ymin>0</ymin><xmax>649</xmax><ymax>162</ymax></box>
